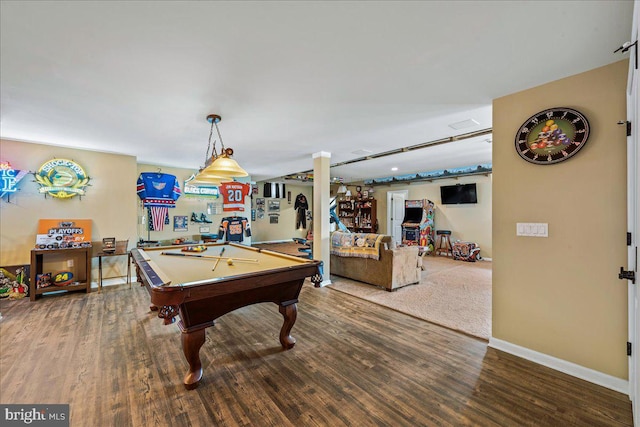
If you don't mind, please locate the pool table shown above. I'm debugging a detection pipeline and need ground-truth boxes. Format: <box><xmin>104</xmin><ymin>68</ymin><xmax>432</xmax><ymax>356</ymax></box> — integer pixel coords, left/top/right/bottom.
<box><xmin>131</xmin><ymin>242</ymin><xmax>322</xmax><ymax>390</ymax></box>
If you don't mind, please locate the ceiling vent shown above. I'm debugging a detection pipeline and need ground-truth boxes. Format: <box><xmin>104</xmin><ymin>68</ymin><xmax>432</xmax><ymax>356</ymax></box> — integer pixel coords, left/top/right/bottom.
<box><xmin>448</xmin><ymin>119</ymin><xmax>480</xmax><ymax>130</ymax></box>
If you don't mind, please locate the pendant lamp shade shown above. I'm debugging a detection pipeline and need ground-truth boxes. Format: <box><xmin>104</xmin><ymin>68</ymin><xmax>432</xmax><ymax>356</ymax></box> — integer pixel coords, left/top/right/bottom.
<box><xmin>192</xmin><ymin>172</ymin><xmax>225</xmax><ymax>185</ymax></box>
<box><xmin>201</xmin><ymin>148</ymin><xmax>248</xmax><ymax>177</ymax></box>
<box><xmin>194</xmin><ymin>114</ymin><xmax>248</xmax><ymax>182</ymax></box>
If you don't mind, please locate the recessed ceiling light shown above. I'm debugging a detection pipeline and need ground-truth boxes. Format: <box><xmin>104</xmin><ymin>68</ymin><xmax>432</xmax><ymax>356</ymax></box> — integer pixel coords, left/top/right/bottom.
<box><xmin>448</xmin><ymin>119</ymin><xmax>480</xmax><ymax>130</ymax></box>
<box><xmin>391</xmin><ymin>167</ymin><xmax>398</xmax><ymax>171</ymax></box>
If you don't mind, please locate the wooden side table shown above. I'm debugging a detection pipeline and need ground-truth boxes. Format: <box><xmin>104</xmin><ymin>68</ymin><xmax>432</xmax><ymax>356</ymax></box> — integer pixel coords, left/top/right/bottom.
<box><xmin>30</xmin><ymin>247</ymin><xmax>92</xmax><ymax>301</ymax></box>
<box><xmin>95</xmin><ymin>240</ymin><xmax>131</xmax><ymax>292</ymax></box>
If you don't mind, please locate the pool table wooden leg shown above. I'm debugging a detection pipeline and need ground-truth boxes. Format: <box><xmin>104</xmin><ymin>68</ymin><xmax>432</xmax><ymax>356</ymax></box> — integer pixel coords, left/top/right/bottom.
<box><xmin>182</xmin><ymin>328</ymin><xmax>206</xmax><ymax>390</ymax></box>
<box><xmin>278</xmin><ymin>303</ymin><xmax>297</xmax><ymax>349</ymax></box>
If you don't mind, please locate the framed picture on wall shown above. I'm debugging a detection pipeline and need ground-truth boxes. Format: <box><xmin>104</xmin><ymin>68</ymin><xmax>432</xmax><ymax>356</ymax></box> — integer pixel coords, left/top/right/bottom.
<box><xmin>268</xmin><ymin>200</ymin><xmax>280</xmax><ymax>212</ymax></box>
<box><xmin>173</xmin><ymin>215</ymin><xmax>188</xmax><ymax>232</ymax></box>
<box><xmin>270</xmin><ymin>215</ymin><xmax>279</xmax><ymax>224</ymax></box>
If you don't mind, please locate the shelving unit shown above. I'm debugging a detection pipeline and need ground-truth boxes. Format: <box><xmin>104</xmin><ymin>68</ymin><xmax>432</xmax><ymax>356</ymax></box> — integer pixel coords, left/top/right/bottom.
<box><xmin>354</xmin><ymin>200</ymin><xmax>377</xmax><ymax>233</ymax></box>
<box><xmin>30</xmin><ymin>247</ymin><xmax>92</xmax><ymax>301</ymax></box>
<box><xmin>337</xmin><ymin>200</ymin><xmax>355</xmax><ymax>230</ymax></box>
<box><xmin>337</xmin><ymin>199</ymin><xmax>377</xmax><ymax>233</ymax></box>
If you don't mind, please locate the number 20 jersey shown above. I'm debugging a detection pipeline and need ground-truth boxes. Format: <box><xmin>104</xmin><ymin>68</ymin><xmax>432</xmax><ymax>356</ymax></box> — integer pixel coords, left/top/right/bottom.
<box><xmin>219</xmin><ymin>182</ymin><xmax>251</xmax><ymax>211</ymax></box>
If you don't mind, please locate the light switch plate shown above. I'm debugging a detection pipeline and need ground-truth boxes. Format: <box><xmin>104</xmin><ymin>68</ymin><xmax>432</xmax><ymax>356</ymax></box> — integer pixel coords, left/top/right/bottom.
<box><xmin>517</xmin><ymin>222</ymin><xmax>548</xmax><ymax>237</ymax></box>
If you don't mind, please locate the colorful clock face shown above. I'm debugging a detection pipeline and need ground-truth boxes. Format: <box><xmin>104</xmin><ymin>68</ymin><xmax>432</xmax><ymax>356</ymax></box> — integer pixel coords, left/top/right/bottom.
<box><xmin>514</xmin><ymin>107</ymin><xmax>590</xmax><ymax>165</ymax></box>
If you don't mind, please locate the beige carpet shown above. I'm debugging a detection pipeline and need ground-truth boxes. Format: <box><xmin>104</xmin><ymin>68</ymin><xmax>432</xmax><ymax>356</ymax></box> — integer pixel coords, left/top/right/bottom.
<box><xmin>328</xmin><ymin>256</ymin><xmax>492</xmax><ymax>340</ymax></box>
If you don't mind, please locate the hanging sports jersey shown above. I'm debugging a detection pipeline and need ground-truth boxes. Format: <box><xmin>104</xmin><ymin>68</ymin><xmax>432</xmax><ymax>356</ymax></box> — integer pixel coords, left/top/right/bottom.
<box><xmin>218</xmin><ymin>217</ymin><xmax>252</xmax><ymax>242</ymax></box>
<box><xmin>219</xmin><ymin>182</ymin><xmax>251</xmax><ymax>211</ymax></box>
<box><xmin>136</xmin><ymin>173</ymin><xmax>181</xmax><ymax>207</ymax></box>
<box><xmin>137</xmin><ymin>172</ymin><xmax>181</xmax><ymax>231</ymax></box>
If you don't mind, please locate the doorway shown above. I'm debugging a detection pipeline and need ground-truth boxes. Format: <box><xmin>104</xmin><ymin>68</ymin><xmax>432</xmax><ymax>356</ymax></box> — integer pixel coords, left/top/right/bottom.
<box><xmin>387</xmin><ymin>190</ymin><xmax>408</xmax><ymax>247</ymax></box>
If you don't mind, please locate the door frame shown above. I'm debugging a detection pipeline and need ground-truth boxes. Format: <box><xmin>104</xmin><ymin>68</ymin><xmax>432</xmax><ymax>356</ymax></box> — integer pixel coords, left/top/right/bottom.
<box><xmin>387</xmin><ymin>190</ymin><xmax>408</xmax><ymax>246</ymax></box>
<box><xmin>627</xmin><ymin>1</ymin><xmax>639</xmax><ymax>423</ymax></box>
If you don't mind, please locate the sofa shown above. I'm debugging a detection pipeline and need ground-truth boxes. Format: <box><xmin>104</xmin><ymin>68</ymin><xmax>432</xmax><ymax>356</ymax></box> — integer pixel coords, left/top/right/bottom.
<box><xmin>330</xmin><ymin>232</ymin><xmax>421</xmax><ymax>291</ymax></box>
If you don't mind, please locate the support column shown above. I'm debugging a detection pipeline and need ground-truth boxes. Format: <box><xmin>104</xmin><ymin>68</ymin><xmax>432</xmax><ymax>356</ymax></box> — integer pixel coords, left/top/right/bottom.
<box><xmin>312</xmin><ymin>151</ymin><xmax>332</xmax><ymax>286</ymax></box>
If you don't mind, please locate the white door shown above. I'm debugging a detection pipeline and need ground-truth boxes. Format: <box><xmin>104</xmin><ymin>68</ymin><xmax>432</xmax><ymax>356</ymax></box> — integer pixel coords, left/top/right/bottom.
<box><xmin>627</xmin><ymin>2</ymin><xmax>639</xmax><ymax>423</ymax></box>
<box><xmin>387</xmin><ymin>190</ymin><xmax>408</xmax><ymax>246</ymax></box>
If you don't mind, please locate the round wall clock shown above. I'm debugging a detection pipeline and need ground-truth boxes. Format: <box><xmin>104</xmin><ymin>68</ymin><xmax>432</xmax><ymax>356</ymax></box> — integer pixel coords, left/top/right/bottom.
<box><xmin>514</xmin><ymin>107</ymin><xmax>590</xmax><ymax>165</ymax></box>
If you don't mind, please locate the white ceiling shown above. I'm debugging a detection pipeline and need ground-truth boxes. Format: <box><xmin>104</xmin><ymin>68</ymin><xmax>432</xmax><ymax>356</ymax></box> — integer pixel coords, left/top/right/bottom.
<box><xmin>0</xmin><ymin>1</ymin><xmax>634</xmax><ymax>183</ymax></box>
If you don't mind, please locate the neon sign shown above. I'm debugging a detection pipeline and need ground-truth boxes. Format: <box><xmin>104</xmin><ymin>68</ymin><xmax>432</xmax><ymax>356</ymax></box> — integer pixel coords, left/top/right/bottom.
<box><xmin>0</xmin><ymin>161</ymin><xmax>29</xmax><ymax>200</ymax></box>
<box><xmin>34</xmin><ymin>158</ymin><xmax>90</xmax><ymax>199</ymax></box>
<box><xmin>183</xmin><ymin>174</ymin><xmax>220</xmax><ymax>198</ymax></box>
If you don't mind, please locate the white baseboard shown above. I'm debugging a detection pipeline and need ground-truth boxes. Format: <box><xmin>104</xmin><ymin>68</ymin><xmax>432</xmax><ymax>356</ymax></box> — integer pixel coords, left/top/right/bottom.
<box><xmin>318</xmin><ymin>279</ymin><xmax>332</xmax><ymax>287</ymax></box>
<box><xmin>488</xmin><ymin>337</ymin><xmax>629</xmax><ymax>395</ymax></box>
<box><xmin>252</xmin><ymin>239</ymin><xmax>294</xmax><ymax>244</ymax></box>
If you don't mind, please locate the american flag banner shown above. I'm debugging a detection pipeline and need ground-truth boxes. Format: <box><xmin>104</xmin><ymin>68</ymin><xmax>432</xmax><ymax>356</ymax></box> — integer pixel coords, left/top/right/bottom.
<box><xmin>150</xmin><ymin>206</ymin><xmax>169</xmax><ymax>231</ymax></box>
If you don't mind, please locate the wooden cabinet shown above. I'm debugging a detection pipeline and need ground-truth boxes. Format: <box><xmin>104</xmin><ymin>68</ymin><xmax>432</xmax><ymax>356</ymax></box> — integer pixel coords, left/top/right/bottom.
<box><xmin>30</xmin><ymin>247</ymin><xmax>92</xmax><ymax>301</ymax></box>
<box><xmin>337</xmin><ymin>200</ymin><xmax>355</xmax><ymax>230</ymax></box>
<box><xmin>354</xmin><ymin>200</ymin><xmax>377</xmax><ymax>233</ymax></box>
<box><xmin>337</xmin><ymin>199</ymin><xmax>377</xmax><ymax>233</ymax></box>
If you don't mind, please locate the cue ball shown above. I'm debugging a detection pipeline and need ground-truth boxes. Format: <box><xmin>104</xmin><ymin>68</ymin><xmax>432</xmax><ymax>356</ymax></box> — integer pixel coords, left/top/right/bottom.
<box><xmin>227</xmin><ymin>259</ymin><xmax>234</xmax><ymax>265</ymax></box>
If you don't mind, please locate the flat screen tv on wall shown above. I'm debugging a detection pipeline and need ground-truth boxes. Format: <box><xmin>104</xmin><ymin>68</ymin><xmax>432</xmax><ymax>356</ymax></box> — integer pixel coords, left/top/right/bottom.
<box><xmin>440</xmin><ymin>183</ymin><xmax>477</xmax><ymax>205</ymax></box>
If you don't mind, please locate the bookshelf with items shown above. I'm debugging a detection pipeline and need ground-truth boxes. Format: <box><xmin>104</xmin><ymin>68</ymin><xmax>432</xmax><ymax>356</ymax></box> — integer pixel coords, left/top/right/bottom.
<box><xmin>354</xmin><ymin>200</ymin><xmax>377</xmax><ymax>233</ymax></box>
<box><xmin>337</xmin><ymin>200</ymin><xmax>355</xmax><ymax>230</ymax></box>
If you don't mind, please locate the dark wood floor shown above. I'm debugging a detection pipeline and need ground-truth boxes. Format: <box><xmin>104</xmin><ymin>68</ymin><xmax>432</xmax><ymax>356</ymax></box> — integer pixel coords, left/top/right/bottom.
<box><xmin>0</xmin><ymin>283</ymin><xmax>632</xmax><ymax>426</ymax></box>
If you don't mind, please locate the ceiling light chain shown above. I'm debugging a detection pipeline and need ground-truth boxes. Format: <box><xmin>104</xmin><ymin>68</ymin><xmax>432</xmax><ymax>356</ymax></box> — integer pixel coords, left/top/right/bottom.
<box><xmin>205</xmin><ymin>116</ymin><xmax>217</xmax><ymax>166</ymax></box>
<box><xmin>193</xmin><ymin>114</ymin><xmax>248</xmax><ymax>184</ymax></box>
<box><xmin>213</xmin><ymin>116</ymin><xmax>227</xmax><ymax>155</ymax></box>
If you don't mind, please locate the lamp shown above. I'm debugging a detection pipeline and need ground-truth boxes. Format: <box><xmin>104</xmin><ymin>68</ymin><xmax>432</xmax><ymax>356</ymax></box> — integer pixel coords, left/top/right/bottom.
<box><xmin>192</xmin><ymin>172</ymin><xmax>225</xmax><ymax>185</ymax></box>
<box><xmin>337</xmin><ymin>185</ymin><xmax>347</xmax><ymax>194</ymax></box>
<box><xmin>194</xmin><ymin>114</ymin><xmax>248</xmax><ymax>181</ymax></box>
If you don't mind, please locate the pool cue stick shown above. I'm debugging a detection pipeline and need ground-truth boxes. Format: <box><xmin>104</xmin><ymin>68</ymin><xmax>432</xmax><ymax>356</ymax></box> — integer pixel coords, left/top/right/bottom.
<box><xmin>212</xmin><ymin>247</ymin><xmax>225</xmax><ymax>271</ymax></box>
<box><xmin>161</xmin><ymin>251</ymin><xmax>258</xmax><ymax>263</ymax></box>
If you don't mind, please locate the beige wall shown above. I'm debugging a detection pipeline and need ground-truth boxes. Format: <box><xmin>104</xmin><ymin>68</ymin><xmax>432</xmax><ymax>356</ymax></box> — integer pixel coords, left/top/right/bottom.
<box><xmin>362</xmin><ymin>175</ymin><xmax>492</xmax><ymax>258</ymax></box>
<box><xmin>492</xmin><ymin>60</ymin><xmax>628</xmax><ymax>378</ymax></box>
<box><xmin>0</xmin><ymin>138</ymin><xmax>138</xmax><ymax>282</ymax></box>
<box><xmin>135</xmin><ymin>163</ymin><xmax>251</xmax><ymax>245</ymax></box>
<box><xmin>251</xmin><ymin>183</ymin><xmax>312</xmax><ymax>243</ymax></box>
<box><xmin>0</xmin><ymin>141</ymin><xmax>254</xmax><ymax>284</ymax></box>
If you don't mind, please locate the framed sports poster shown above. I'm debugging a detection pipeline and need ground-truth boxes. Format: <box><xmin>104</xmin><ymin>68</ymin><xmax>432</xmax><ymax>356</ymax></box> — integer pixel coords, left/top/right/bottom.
<box><xmin>173</xmin><ymin>215</ymin><xmax>188</xmax><ymax>232</ymax></box>
<box><xmin>268</xmin><ymin>200</ymin><xmax>280</xmax><ymax>212</ymax></box>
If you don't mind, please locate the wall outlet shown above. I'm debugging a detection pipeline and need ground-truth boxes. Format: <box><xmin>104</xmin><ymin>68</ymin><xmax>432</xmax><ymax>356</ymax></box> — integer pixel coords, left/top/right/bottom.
<box><xmin>67</xmin><ymin>259</ymin><xmax>74</xmax><ymax>267</ymax></box>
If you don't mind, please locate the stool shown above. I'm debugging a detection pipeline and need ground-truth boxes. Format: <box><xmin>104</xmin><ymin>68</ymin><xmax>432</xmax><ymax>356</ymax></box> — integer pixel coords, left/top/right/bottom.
<box><xmin>435</xmin><ymin>230</ymin><xmax>452</xmax><ymax>257</ymax></box>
